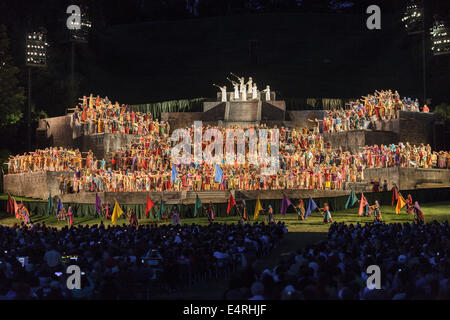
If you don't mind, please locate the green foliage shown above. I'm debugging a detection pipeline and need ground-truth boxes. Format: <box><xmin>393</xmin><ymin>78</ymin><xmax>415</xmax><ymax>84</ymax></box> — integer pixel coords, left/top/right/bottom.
<box><xmin>0</xmin><ymin>25</ymin><xmax>26</xmax><ymax>128</ymax></box>
<box><xmin>0</xmin><ymin>149</ymin><xmax>12</xmax><ymax>172</ymax></box>
<box><xmin>433</xmin><ymin>103</ymin><xmax>450</xmax><ymax>121</ymax></box>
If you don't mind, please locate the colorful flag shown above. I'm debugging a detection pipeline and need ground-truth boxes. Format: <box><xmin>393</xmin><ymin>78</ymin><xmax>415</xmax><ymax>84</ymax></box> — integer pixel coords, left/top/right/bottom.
<box><xmin>145</xmin><ymin>195</ymin><xmax>155</xmax><ymax>217</ymax></box>
<box><xmin>194</xmin><ymin>195</ymin><xmax>202</xmax><ymax>217</ymax></box>
<box><xmin>7</xmin><ymin>194</ymin><xmax>12</xmax><ymax>214</ymax></box>
<box><xmin>158</xmin><ymin>201</ymin><xmax>166</xmax><ymax>221</ymax></box>
<box><xmin>280</xmin><ymin>194</ymin><xmax>293</xmax><ymax>216</ymax></box>
<box><xmin>214</xmin><ymin>164</ymin><xmax>223</xmax><ymax>183</ymax></box>
<box><xmin>304</xmin><ymin>197</ymin><xmax>318</xmax><ymax>218</ymax></box>
<box><xmin>391</xmin><ymin>187</ymin><xmax>398</xmax><ymax>207</ymax></box>
<box><xmin>111</xmin><ymin>200</ymin><xmax>124</xmax><ymax>225</ymax></box>
<box><xmin>395</xmin><ymin>194</ymin><xmax>406</xmax><ymax>214</ymax></box>
<box><xmin>345</xmin><ymin>190</ymin><xmax>358</xmax><ymax>209</ymax></box>
<box><xmin>254</xmin><ymin>197</ymin><xmax>263</xmax><ymax>220</ymax></box>
<box><xmin>358</xmin><ymin>193</ymin><xmax>368</xmax><ymax>216</ymax></box>
<box><xmin>171</xmin><ymin>164</ymin><xmax>178</xmax><ymax>183</ymax></box>
<box><xmin>13</xmin><ymin>198</ymin><xmax>18</xmax><ymax>219</ymax></box>
<box><xmin>56</xmin><ymin>198</ymin><xmax>63</xmax><ymax>217</ymax></box>
<box><xmin>95</xmin><ymin>193</ymin><xmax>102</xmax><ymax>215</ymax></box>
<box><xmin>227</xmin><ymin>194</ymin><xmax>236</xmax><ymax>215</ymax></box>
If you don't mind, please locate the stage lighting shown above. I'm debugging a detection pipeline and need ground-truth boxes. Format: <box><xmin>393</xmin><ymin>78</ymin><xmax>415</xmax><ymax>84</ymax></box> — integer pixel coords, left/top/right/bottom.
<box><xmin>25</xmin><ymin>31</ymin><xmax>48</xmax><ymax>67</ymax></box>
<box><xmin>402</xmin><ymin>1</ymin><xmax>424</xmax><ymax>35</ymax></box>
<box><xmin>430</xmin><ymin>20</ymin><xmax>450</xmax><ymax>56</ymax></box>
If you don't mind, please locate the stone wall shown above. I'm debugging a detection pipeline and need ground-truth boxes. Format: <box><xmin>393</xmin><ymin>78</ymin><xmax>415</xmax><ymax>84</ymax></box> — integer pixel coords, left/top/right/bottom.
<box><xmin>36</xmin><ymin>115</ymin><xmax>74</xmax><ymax>149</ymax></box>
<box><xmin>288</xmin><ymin>110</ymin><xmax>325</xmax><ymax>129</ymax></box>
<box><xmin>4</xmin><ymin>171</ymin><xmax>73</xmax><ymax>199</ymax></box>
<box><xmin>323</xmin><ymin>130</ymin><xmax>398</xmax><ymax>153</ymax></box>
<box><xmin>363</xmin><ymin>167</ymin><xmax>450</xmax><ymax>191</ymax></box>
<box><xmin>76</xmin><ymin>133</ymin><xmax>137</xmax><ymax>161</ymax></box>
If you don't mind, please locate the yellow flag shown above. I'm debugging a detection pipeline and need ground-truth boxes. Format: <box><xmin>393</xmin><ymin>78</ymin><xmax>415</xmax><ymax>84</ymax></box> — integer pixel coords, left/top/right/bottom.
<box><xmin>395</xmin><ymin>194</ymin><xmax>406</xmax><ymax>214</ymax></box>
<box><xmin>111</xmin><ymin>201</ymin><xmax>124</xmax><ymax>225</ymax></box>
<box><xmin>254</xmin><ymin>197</ymin><xmax>263</xmax><ymax>220</ymax></box>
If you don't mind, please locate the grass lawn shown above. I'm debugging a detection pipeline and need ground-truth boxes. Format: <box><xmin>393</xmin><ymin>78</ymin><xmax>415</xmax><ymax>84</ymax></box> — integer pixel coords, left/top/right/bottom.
<box><xmin>1</xmin><ymin>201</ymin><xmax>448</xmax><ymax>230</ymax></box>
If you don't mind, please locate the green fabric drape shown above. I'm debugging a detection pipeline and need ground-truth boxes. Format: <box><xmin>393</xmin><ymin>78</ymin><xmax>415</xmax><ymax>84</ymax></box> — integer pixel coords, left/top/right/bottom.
<box><xmin>130</xmin><ymin>98</ymin><xmax>206</xmax><ymax>120</ymax></box>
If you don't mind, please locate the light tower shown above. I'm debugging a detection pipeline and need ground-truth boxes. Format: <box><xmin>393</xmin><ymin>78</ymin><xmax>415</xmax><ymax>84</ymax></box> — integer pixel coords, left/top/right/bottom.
<box><xmin>402</xmin><ymin>0</ymin><xmax>427</xmax><ymax>106</ymax></box>
<box><xmin>25</xmin><ymin>30</ymin><xmax>48</xmax><ymax>150</ymax></box>
<box><xmin>430</xmin><ymin>20</ymin><xmax>450</xmax><ymax>56</ymax></box>
<box><xmin>68</xmin><ymin>6</ymin><xmax>92</xmax><ymax>106</ymax></box>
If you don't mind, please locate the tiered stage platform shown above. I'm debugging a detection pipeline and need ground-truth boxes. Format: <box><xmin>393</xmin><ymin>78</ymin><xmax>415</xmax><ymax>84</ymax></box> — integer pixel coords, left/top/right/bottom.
<box><xmin>4</xmin><ymin>168</ymin><xmax>450</xmax><ymax>203</ymax></box>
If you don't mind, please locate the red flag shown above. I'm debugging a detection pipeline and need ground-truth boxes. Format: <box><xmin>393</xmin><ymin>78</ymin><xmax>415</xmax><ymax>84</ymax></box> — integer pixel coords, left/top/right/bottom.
<box><xmin>145</xmin><ymin>195</ymin><xmax>155</xmax><ymax>217</ymax></box>
<box><xmin>14</xmin><ymin>200</ymin><xmax>19</xmax><ymax>219</ymax></box>
<box><xmin>391</xmin><ymin>187</ymin><xmax>398</xmax><ymax>207</ymax></box>
<box><xmin>358</xmin><ymin>193</ymin><xmax>368</xmax><ymax>216</ymax></box>
<box><xmin>7</xmin><ymin>194</ymin><xmax>12</xmax><ymax>214</ymax></box>
<box><xmin>227</xmin><ymin>194</ymin><xmax>236</xmax><ymax>215</ymax></box>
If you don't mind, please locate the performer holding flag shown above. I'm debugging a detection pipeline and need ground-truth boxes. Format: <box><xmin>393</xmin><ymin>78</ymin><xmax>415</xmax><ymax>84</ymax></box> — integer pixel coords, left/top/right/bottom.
<box><xmin>295</xmin><ymin>199</ymin><xmax>306</xmax><ymax>220</ymax></box>
<box><xmin>369</xmin><ymin>200</ymin><xmax>382</xmax><ymax>222</ymax></box>
<box><xmin>413</xmin><ymin>201</ymin><xmax>424</xmax><ymax>223</ymax></box>
<box><xmin>67</xmin><ymin>206</ymin><xmax>74</xmax><ymax>227</ymax></box>
<box><xmin>318</xmin><ymin>203</ymin><xmax>333</xmax><ymax>223</ymax></box>
<box><xmin>238</xmin><ymin>200</ymin><xmax>249</xmax><ymax>221</ymax></box>
<box><xmin>204</xmin><ymin>201</ymin><xmax>215</xmax><ymax>223</ymax></box>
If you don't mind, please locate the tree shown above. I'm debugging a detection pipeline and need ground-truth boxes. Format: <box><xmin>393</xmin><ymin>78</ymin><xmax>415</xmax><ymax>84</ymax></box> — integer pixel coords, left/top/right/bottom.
<box><xmin>433</xmin><ymin>103</ymin><xmax>450</xmax><ymax>121</ymax></box>
<box><xmin>0</xmin><ymin>24</ymin><xmax>25</xmax><ymax>129</ymax></box>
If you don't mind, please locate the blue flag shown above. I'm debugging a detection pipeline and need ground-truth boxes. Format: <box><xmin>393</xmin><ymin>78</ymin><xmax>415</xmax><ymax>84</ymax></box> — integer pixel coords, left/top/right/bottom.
<box><xmin>304</xmin><ymin>197</ymin><xmax>318</xmax><ymax>218</ymax></box>
<box><xmin>171</xmin><ymin>164</ymin><xmax>178</xmax><ymax>183</ymax></box>
<box><xmin>56</xmin><ymin>198</ymin><xmax>63</xmax><ymax>216</ymax></box>
<box><xmin>214</xmin><ymin>164</ymin><xmax>223</xmax><ymax>183</ymax></box>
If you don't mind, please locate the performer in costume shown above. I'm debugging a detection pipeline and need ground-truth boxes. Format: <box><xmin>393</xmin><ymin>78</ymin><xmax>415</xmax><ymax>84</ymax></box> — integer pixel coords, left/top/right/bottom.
<box><xmin>413</xmin><ymin>201</ymin><xmax>424</xmax><ymax>223</ymax></box>
<box><xmin>267</xmin><ymin>205</ymin><xmax>275</xmax><ymax>223</ymax></box>
<box><xmin>319</xmin><ymin>203</ymin><xmax>333</xmax><ymax>223</ymax></box>
<box><xmin>370</xmin><ymin>200</ymin><xmax>382</xmax><ymax>222</ymax></box>
<box><xmin>296</xmin><ymin>199</ymin><xmax>306</xmax><ymax>220</ymax></box>
<box><xmin>205</xmin><ymin>202</ymin><xmax>215</xmax><ymax>223</ymax></box>
<box><xmin>171</xmin><ymin>206</ymin><xmax>181</xmax><ymax>225</ymax></box>
<box><xmin>67</xmin><ymin>206</ymin><xmax>74</xmax><ymax>227</ymax></box>
<box><xmin>238</xmin><ymin>200</ymin><xmax>248</xmax><ymax>222</ymax></box>
<box><xmin>128</xmin><ymin>208</ymin><xmax>138</xmax><ymax>227</ymax></box>
<box><xmin>405</xmin><ymin>194</ymin><xmax>414</xmax><ymax>214</ymax></box>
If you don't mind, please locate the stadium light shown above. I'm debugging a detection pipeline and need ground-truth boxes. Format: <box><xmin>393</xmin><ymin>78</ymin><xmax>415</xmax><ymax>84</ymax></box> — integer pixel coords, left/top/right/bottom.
<box><xmin>402</xmin><ymin>1</ymin><xmax>424</xmax><ymax>35</ymax></box>
<box><xmin>430</xmin><ymin>20</ymin><xmax>450</xmax><ymax>56</ymax></box>
<box><xmin>25</xmin><ymin>31</ymin><xmax>48</xmax><ymax>67</ymax></box>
